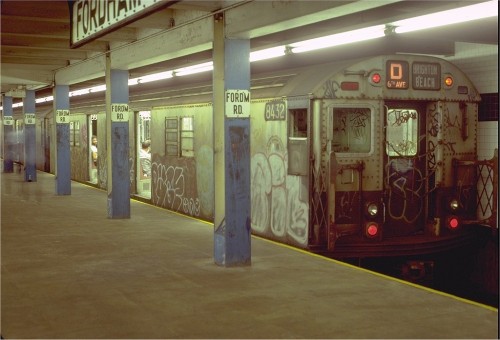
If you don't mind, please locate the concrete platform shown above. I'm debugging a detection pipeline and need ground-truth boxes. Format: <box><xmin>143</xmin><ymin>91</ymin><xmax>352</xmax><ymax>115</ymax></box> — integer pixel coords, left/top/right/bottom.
<box><xmin>1</xmin><ymin>171</ymin><xmax>498</xmax><ymax>339</ymax></box>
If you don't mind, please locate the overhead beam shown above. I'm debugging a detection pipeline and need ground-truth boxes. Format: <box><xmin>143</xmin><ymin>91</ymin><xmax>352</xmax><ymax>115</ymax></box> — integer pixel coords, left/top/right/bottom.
<box><xmin>2</xmin><ymin>46</ymin><xmax>88</xmax><ymax>60</ymax></box>
<box><xmin>225</xmin><ymin>0</ymin><xmax>403</xmax><ymax>38</ymax></box>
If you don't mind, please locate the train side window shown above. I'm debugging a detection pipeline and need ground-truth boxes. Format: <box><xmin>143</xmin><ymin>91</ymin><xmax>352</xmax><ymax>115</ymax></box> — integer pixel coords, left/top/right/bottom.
<box><xmin>165</xmin><ymin>117</ymin><xmax>179</xmax><ymax>156</ymax></box>
<box><xmin>386</xmin><ymin>108</ymin><xmax>418</xmax><ymax>157</ymax></box>
<box><xmin>331</xmin><ymin>107</ymin><xmax>371</xmax><ymax>153</ymax></box>
<box><xmin>289</xmin><ymin>109</ymin><xmax>307</xmax><ymax>137</ymax></box>
<box><xmin>70</xmin><ymin>121</ymin><xmax>75</xmax><ymax>147</ymax></box>
<box><xmin>288</xmin><ymin>108</ymin><xmax>308</xmax><ymax>176</ymax></box>
<box><xmin>180</xmin><ymin>116</ymin><xmax>194</xmax><ymax>158</ymax></box>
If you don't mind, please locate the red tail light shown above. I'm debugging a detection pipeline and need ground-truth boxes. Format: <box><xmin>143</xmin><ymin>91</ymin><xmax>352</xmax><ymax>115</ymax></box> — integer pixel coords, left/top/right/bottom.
<box><xmin>366</xmin><ymin>223</ymin><xmax>379</xmax><ymax>238</ymax></box>
<box><xmin>447</xmin><ymin>216</ymin><xmax>460</xmax><ymax>230</ymax></box>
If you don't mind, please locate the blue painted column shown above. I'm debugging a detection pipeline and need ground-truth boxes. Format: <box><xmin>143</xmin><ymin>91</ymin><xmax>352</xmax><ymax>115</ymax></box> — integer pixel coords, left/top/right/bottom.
<box><xmin>213</xmin><ymin>14</ymin><xmax>251</xmax><ymax>266</ymax></box>
<box><xmin>54</xmin><ymin>85</ymin><xmax>71</xmax><ymax>195</ymax></box>
<box><xmin>106</xmin><ymin>59</ymin><xmax>130</xmax><ymax>219</ymax></box>
<box><xmin>2</xmin><ymin>96</ymin><xmax>15</xmax><ymax>172</ymax></box>
<box><xmin>23</xmin><ymin>90</ymin><xmax>36</xmax><ymax>182</ymax></box>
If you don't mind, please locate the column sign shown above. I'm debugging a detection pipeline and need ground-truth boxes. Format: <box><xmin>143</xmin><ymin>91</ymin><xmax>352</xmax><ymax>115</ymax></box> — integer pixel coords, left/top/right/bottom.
<box><xmin>56</xmin><ymin>110</ymin><xmax>70</xmax><ymax>124</ymax></box>
<box><xmin>24</xmin><ymin>113</ymin><xmax>36</xmax><ymax>125</ymax></box>
<box><xmin>3</xmin><ymin>116</ymin><xmax>14</xmax><ymax>125</ymax></box>
<box><xmin>70</xmin><ymin>0</ymin><xmax>177</xmax><ymax>48</ymax></box>
<box><xmin>225</xmin><ymin>90</ymin><xmax>250</xmax><ymax>118</ymax></box>
<box><xmin>111</xmin><ymin>103</ymin><xmax>129</xmax><ymax>122</ymax></box>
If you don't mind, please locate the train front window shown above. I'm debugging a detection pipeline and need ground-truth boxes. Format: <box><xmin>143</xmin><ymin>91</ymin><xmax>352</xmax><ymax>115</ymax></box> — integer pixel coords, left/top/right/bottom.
<box><xmin>386</xmin><ymin>108</ymin><xmax>418</xmax><ymax>157</ymax></box>
<box><xmin>331</xmin><ymin>107</ymin><xmax>371</xmax><ymax>153</ymax></box>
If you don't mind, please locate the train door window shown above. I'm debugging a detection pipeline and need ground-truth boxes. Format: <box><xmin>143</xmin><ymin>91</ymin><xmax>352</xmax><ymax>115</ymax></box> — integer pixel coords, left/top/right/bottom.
<box><xmin>70</xmin><ymin>121</ymin><xmax>75</xmax><ymax>147</ymax></box>
<box><xmin>288</xmin><ymin>108</ymin><xmax>308</xmax><ymax>176</ymax></box>
<box><xmin>88</xmin><ymin>114</ymin><xmax>98</xmax><ymax>184</ymax></box>
<box><xmin>74</xmin><ymin>121</ymin><xmax>80</xmax><ymax>147</ymax></box>
<box><xmin>385</xmin><ymin>108</ymin><xmax>418</xmax><ymax>157</ymax></box>
<box><xmin>331</xmin><ymin>107</ymin><xmax>371</xmax><ymax>153</ymax></box>
<box><xmin>180</xmin><ymin>116</ymin><xmax>194</xmax><ymax>158</ymax></box>
<box><xmin>165</xmin><ymin>117</ymin><xmax>179</xmax><ymax>156</ymax></box>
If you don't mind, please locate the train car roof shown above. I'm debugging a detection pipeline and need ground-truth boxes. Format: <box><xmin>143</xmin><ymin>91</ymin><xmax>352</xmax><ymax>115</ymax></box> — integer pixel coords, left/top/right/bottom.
<box><xmin>258</xmin><ymin>54</ymin><xmax>481</xmax><ymax>102</ymax></box>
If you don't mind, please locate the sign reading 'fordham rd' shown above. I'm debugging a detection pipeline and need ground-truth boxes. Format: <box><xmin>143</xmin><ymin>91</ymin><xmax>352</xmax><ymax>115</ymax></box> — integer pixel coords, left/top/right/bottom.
<box><xmin>70</xmin><ymin>0</ymin><xmax>178</xmax><ymax>48</ymax></box>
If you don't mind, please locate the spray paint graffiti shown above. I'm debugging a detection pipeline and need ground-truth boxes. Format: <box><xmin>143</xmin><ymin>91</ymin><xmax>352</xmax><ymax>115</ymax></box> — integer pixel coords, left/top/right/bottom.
<box><xmin>386</xmin><ymin>159</ymin><xmax>423</xmax><ymax>223</ymax></box>
<box><xmin>250</xmin><ymin>135</ymin><xmax>308</xmax><ymax>246</ymax></box>
<box><xmin>151</xmin><ymin>155</ymin><xmax>201</xmax><ymax>217</ymax></box>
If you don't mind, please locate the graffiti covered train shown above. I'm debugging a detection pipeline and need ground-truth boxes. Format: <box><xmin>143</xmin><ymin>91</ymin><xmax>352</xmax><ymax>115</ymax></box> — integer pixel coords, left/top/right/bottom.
<box><xmin>13</xmin><ymin>54</ymin><xmax>498</xmax><ymax>258</ymax></box>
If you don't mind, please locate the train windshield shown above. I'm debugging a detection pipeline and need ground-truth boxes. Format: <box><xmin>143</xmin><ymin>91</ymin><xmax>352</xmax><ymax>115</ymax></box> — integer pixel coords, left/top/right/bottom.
<box><xmin>331</xmin><ymin>107</ymin><xmax>371</xmax><ymax>153</ymax></box>
<box><xmin>386</xmin><ymin>108</ymin><xmax>418</xmax><ymax>157</ymax></box>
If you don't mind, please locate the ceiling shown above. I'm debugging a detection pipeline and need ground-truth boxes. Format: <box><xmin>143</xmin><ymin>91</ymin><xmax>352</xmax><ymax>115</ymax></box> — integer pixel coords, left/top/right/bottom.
<box><xmin>1</xmin><ymin>0</ymin><xmax>498</xmax><ymax>97</ymax></box>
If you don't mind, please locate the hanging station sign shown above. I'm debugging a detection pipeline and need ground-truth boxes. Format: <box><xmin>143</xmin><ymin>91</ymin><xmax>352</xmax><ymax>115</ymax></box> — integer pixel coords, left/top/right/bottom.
<box><xmin>70</xmin><ymin>0</ymin><xmax>178</xmax><ymax>48</ymax></box>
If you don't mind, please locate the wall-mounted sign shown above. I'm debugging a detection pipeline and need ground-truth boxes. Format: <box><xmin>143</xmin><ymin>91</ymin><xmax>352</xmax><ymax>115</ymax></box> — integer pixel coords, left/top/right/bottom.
<box><xmin>111</xmin><ymin>103</ymin><xmax>129</xmax><ymax>122</ymax></box>
<box><xmin>225</xmin><ymin>90</ymin><xmax>250</xmax><ymax>118</ymax></box>
<box><xmin>24</xmin><ymin>113</ymin><xmax>36</xmax><ymax>125</ymax></box>
<box><xmin>56</xmin><ymin>110</ymin><xmax>71</xmax><ymax>124</ymax></box>
<box><xmin>3</xmin><ymin>116</ymin><xmax>14</xmax><ymax>125</ymax></box>
<box><xmin>70</xmin><ymin>0</ymin><xmax>178</xmax><ymax>48</ymax></box>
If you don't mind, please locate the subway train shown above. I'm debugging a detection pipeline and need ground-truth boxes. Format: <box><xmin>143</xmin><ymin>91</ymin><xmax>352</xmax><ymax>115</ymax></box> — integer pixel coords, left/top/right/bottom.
<box><xmin>5</xmin><ymin>54</ymin><xmax>497</xmax><ymax>259</ymax></box>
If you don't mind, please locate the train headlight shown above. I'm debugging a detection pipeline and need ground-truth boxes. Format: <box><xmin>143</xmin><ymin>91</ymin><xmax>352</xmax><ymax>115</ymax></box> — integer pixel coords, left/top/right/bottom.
<box><xmin>447</xmin><ymin>197</ymin><xmax>461</xmax><ymax>213</ymax></box>
<box><xmin>449</xmin><ymin>199</ymin><xmax>459</xmax><ymax>211</ymax></box>
<box><xmin>365</xmin><ymin>202</ymin><xmax>379</xmax><ymax>217</ymax></box>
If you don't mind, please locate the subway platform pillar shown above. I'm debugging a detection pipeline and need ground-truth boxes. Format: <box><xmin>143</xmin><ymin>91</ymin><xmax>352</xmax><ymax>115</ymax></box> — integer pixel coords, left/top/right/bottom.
<box><xmin>2</xmin><ymin>95</ymin><xmax>14</xmax><ymax>173</ymax></box>
<box><xmin>106</xmin><ymin>56</ymin><xmax>130</xmax><ymax>219</ymax></box>
<box><xmin>23</xmin><ymin>90</ymin><xmax>36</xmax><ymax>182</ymax></box>
<box><xmin>213</xmin><ymin>13</ymin><xmax>251</xmax><ymax>266</ymax></box>
<box><xmin>54</xmin><ymin>85</ymin><xmax>71</xmax><ymax>195</ymax></box>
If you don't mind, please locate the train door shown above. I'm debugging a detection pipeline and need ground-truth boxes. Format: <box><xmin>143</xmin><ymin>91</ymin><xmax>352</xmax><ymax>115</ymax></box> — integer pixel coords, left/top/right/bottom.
<box><xmin>136</xmin><ymin>110</ymin><xmax>151</xmax><ymax>198</ymax></box>
<box><xmin>383</xmin><ymin>101</ymin><xmax>427</xmax><ymax>236</ymax></box>
<box><xmin>88</xmin><ymin>114</ymin><xmax>98</xmax><ymax>184</ymax></box>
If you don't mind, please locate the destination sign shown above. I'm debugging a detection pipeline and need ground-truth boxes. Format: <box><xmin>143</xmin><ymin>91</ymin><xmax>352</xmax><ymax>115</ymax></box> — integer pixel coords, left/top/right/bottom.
<box><xmin>386</xmin><ymin>60</ymin><xmax>409</xmax><ymax>89</ymax></box>
<box><xmin>412</xmin><ymin>62</ymin><xmax>441</xmax><ymax>90</ymax></box>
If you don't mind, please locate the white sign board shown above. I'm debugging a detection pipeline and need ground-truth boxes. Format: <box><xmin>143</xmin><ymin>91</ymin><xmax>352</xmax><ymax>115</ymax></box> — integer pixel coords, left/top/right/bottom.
<box><xmin>71</xmin><ymin>0</ymin><xmax>173</xmax><ymax>47</ymax></box>
<box><xmin>111</xmin><ymin>104</ymin><xmax>129</xmax><ymax>122</ymax></box>
<box><xmin>24</xmin><ymin>113</ymin><xmax>36</xmax><ymax>125</ymax></box>
<box><xmin>56</xmin><ymin>110</ymin><xmax>70</xmax><ymax>124</ymax></box>
<box><xmin>225</xmin><ymin>90</ymin><xmax>250</xmax><ymax>118</ymax></box>
<box><xmin>3</xmin><ymin>116</ymin><xmax>14</xmax><ymax>125</ymax></box>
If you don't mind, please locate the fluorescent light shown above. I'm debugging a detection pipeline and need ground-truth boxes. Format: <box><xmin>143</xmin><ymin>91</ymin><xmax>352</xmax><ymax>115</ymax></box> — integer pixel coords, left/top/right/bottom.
<box><xmin>250</xmin><ymin>46</ymin><xmax>287</xmax><ymax>62</ymax></box>
<box><xmin>89</xmin><ymin>85</ymin><xmax>106</xmax><ymax>93</ymax></box>
<box><xmin>392</xmin><ymin>0</ymin><xmax>497</xmax><ymax>34</ymax></box>
<box><xmin>69</xmin><ymin>88</ymin><xmax>90</xmax><ymax>97</ymax></box>
<box><xmin>12</xmin><ymin>102</ymin><xmax>23</xmax><ymax>108</ymax></box>
<box><xmin>35</xmin><ymin>96</ymin><xmax>53</xmax><ymax>103</ymax></box>
<box><xmin>137</xmin><ymin>71</ymin><xmax>173</xmax><ymax>83</ymax></box>
<box><xmin>174</xmin><ymin>62</ymin><xmax>213</xmax><ymax>77</ymax></box>
<box><xmin>290</xmin><ymin>25</ymin><xmax>386</xmax><ymax>53</ymax></box>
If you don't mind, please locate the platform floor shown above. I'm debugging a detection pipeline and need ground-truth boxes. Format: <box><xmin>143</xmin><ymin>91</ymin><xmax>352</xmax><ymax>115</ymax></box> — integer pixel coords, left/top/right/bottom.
<box><xmin>1</xmin><ymin>171</ymin><xmax>498</xmax><ymax>339</ymax></box>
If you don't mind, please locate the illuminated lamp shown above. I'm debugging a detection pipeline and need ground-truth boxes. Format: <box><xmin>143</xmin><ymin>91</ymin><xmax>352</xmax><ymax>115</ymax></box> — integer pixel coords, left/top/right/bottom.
<box><xmin>365</xmin><ymin>222</ymin><xmax>380</xmax><ymax>238</ymax></box>
<box><xmin>371</xmin><ymin>73</ymin><xmax>381</xmax><ymax>84</ymax></box>
<box><xmin>444</xmin><ymin>76</ymin><xmax>453</xmax><ymax>87</ymax></box>
<box><xmin>447</xmin><ymin>216</ymin><xmax>460</xmax><ymax>230</ymax></box>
